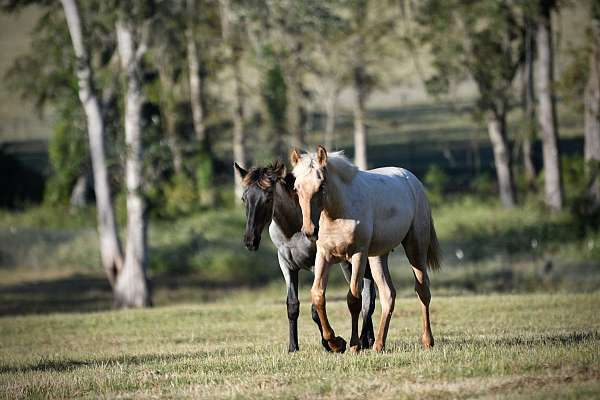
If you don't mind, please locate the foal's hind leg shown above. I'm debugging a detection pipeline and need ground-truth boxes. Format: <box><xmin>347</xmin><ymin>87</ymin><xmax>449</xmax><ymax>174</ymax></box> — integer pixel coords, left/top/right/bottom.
<box><xmin>369</xmin><ymin>254</ymin><xmax>396</xmax><ymax>353</ymax></box>
<box><xmin>348</xmin><ymin>252</ymin><xmax>368</xmax><ymax>353</ymax></box>
<box><xmin>278</xmin><ymin>253</ymin><xmax>300</xmax><ymax>352</ymax></box>
<box><xmin>360</xmin><ymin>267</ymin><xmax>376</xmax><ymax>349</ymax></box>
<box><xmin>403</xmin><ymin>228</ymin><xmax>434</xmax><ymax>349</ymax></box>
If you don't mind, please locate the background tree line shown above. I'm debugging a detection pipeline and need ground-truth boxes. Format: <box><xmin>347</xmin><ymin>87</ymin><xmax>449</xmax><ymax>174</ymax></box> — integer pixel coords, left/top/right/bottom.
<box><xmin>2</xmin><ymin>0</ymin><xmax>599</xmax><ymax>307</ymax></box>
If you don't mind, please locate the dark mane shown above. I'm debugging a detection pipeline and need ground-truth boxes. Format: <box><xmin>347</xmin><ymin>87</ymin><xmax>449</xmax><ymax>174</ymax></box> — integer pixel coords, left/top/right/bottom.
<box><xmin>242</xmin><ymin>160</ymin><xmax>286</xmax><ymax>190</ymax></box>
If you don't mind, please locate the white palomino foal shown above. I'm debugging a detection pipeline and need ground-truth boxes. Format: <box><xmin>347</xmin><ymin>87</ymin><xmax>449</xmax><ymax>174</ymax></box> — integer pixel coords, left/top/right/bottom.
<box><xmin>291</xmin><ymin>146</ymin><xmax>441</xmax><ymax>353</ymax></box>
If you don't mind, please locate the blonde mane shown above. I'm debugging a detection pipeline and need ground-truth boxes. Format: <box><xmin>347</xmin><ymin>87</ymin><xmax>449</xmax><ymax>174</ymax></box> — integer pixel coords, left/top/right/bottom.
<box><xmin>293</xmin><ymin>150</ymin><xmax>359</xmax><ymax>183</ymax></box>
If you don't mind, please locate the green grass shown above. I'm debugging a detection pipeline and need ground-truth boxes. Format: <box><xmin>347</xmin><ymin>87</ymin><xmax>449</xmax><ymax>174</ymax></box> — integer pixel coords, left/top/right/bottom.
<box><xmin>1</xmin><ymin>291</ymin><xmax>599</xmax><ymax>399</ymax></box>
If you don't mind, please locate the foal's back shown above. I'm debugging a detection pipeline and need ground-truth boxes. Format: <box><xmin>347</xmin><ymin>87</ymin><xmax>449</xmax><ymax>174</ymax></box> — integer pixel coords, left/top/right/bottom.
<box><xmin>356</xmin><ymin>167</ymin><xmax>427</xmax><ymax>256</ymax></box>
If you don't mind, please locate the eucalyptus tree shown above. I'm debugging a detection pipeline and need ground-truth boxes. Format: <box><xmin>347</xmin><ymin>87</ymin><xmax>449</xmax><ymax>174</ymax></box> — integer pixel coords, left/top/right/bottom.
<box><xmin>185</xmin><ymin>0</ymin><xmax>222</xmax><ymax>182</ymax></box>
<box><xmin>535</xmin><ymin>0</ymin><xmax>563</xmax><ymax>211</ymax></box>
<box><xmin>261</xmin><ymin>0</ymin><xmax>340</xmax><ymax>149</ymax></box>
<box><xmin>584</xmin><ymin>1</ymin><xmax>600</xmax><ymax>205</ymax></box>
<box><xmin>418</xmin><ymin>0</ymin><xmax>524</xmax><ymax>207</ymax></box>
<box><xmin>113</xmin><ymin>3</ymin><xmax>154</xmax><ymax>307</ymax></box>
<box><xmin>59</xmin><ymin>0</ymin><xmax>125</xmax><ymax>282</ymax></box>
<box><xmin>339</xmin><ymin>0</ymin><xmax>398</xmax><ymax>170</ymax></box>
<box><xmin>151</xmin><ymin>3</ymin><xmax>186</xmax><ymax>176</ymax></box>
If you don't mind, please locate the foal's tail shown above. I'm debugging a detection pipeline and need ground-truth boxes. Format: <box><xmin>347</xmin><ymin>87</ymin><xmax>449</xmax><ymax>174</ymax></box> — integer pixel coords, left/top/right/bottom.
<box><xmin>427</xmin><ymin>215</ymin><xmax>442</xmax><ymax>271</ymax></box>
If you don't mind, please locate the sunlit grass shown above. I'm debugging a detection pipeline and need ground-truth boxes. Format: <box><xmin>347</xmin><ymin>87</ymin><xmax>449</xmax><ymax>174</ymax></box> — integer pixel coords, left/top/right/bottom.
<box><xmin>0</xmin><ymin>292</ymin><xmax>598</xmax><ymax>399</ymax></box>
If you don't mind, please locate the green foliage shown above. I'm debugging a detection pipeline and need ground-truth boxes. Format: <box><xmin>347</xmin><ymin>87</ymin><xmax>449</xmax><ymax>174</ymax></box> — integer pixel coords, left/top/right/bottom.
<box><xmin>44</xmin><ymin>103</ymin><xmax>89</xmax><ymax>205</ymax></box>
<box><xmin>418</xmin><ymin>0</ymin><xmax>524</xmax><ymax>116</ymax></box>
<box><xmin>163</xmin><ymin>174</ymin><xmax>198</xmax><ymax>217</ymax></box>
<box><xmin>424</xmin><ymin>164</ymin><xmax>447</xmax><ymax>205</ymax></box>
<box><xmin>261</xmin><ymin>58</ymin><xmax>287</xmax><ymax>131</ymax></box>
<box><xmin>557</xmin><ymin>46</ymin><xmax>589</xmax><ymax>114</ymax></box>
<box><xmin>470</xmin><ymin>173</ymin><xmax>496</xmax><ymax>199</ymax></box>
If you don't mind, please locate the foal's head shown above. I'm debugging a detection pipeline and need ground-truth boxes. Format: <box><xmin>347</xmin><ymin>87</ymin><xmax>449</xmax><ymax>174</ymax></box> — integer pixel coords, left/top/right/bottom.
<box><xmin>290</xmin><ymin>146</ymin><xmax>329</xmax><ymax>239</ymax></box>
<box><xmin>234</xmin><ymin>161</ymin><xmax>286</xmax><ymax>251</ymax></box>
<box><xmin>291</xmin><ymin>146</ymin><xmax>358</xmax><ymax>238</ymax></box>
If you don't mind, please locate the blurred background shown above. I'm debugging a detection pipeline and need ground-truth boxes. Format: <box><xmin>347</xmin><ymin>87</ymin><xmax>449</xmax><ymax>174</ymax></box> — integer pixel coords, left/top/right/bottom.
<box><xmin>0</xmin><ymin>0</ymin><xmax>599</xmax><ymax>314</ymax></box>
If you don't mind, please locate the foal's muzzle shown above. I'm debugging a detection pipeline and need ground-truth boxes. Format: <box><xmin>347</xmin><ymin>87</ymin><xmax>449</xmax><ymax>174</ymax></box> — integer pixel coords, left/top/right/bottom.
<box><xmin>244</xmin><ymin>234</ymin><xmax>261</xmax><ymax>251</ymax></box>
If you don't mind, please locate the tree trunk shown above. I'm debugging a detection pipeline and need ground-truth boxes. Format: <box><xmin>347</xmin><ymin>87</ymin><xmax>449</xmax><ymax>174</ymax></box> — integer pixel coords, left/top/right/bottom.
<box><xmin>231</xmin><ymin>52</ymin><xmax>247</xmax><ymax>202</ymax></box>
<box><xmin>324</xmin><ymin>88</ymin><xmax>337</xmax><ymax>150</ymax></box>
<box><xmin>522</xmin><ymin>16</ymin><xmax>537</xmax><ymax>187</ymax></box>
<box><xmin>115</xmin><ymin>19</ymin><xmax>151</xmax><ymax>308</ymax></box>
<box><xmin>186</xmin><ymin>2</ymin><xmax>208</xmax><ymax>149</ymax></box>
<box><xmin>536</xmin><ymin>0</ymin><xmax>563</xmax><ymax>211</ymax></box>
<box><xmin>488</xmin><ymin>112</ymin><xmax>516</xmax><ymax>208</ymax></box>
<box><xmin>157</xmin><ymin>67</ymin><xmax>184</xmax><ymax>176</ymax></box>
<box><xmin>70</xmin><ymin>172</ymin><xmax>89</xmax><ymax>209</ymax></box>
<box><xmin>352</xmin><ymin>66</ymin><xmax>368</xmax><ymax>170</ymax></box>
<box><xmin>585</xmin><ymin>4</ymin><xmax>600</xmax><ymax>205</ymax></box>
<box><xmin>165</xmin><ymin>111</ymin><xmax>184</xmax><ymax>176</ymax></box>
<box><xmin>60</xmin><ymin>0</ymin><xmax>124</xmax><ymax>285</ymax></box>
<box><xmin>286</xmin><ymin>69</ymin><xmax>306</xmax><ymax>149</ymax></box>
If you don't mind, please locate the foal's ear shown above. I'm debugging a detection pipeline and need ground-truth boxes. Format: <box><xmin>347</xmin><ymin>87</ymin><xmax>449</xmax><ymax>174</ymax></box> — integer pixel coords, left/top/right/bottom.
<box><xmin>273</xmin><ymin>160</ymin><xmax>287</xmax><ymax>179</ymax></box>
<box><xmin>290</xmin><ymin>148</ymin><xmax>301</xmax><ymax>167</ymax></box>
<box><xmin>233</xmin><ymin>162</ymin><xmax>248</xmax><ymax>179</ymax></box>
<box><xmin>316</xmin><ymin>145</ymin><xmax>328</xmax><ymax>167</ymax></box>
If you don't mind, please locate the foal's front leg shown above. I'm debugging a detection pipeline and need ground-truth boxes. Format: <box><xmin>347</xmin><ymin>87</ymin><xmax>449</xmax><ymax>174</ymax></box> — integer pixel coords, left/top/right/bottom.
<box><xmin>348</xmin><ymin>251</ymin><xmax>368</xmax><ymax>353</ymax></box>
<box><xmin>278</xmin><ymin>253</ymin><xmax>300</xmax><ymax>352</ymax></box>
<box><xmin>340</xmin><ymin>261</ymin><xmax>376</xmax><ymax>349</ymax></box>
<box><xmin>311</xmin><ymin>250</ymin><xmax>346</xmax><ymax>353</ymax></box>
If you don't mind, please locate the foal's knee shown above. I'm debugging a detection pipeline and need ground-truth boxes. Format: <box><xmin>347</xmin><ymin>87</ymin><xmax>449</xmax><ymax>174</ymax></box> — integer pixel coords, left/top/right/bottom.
<box><xmin>346</xmin><ymin>290</ymin><xmax>361</xmax><ymax>315</ymax></box>
<box><xmin>361</xmin><ymin>279</ymin><xmax>375</xmax><ymax>317</ymax></box>
<box><xmin>382</xmin><ymin>287</ymin><xmax>396</xmax><ymax>316</ymax></box>
<box><xmin>287</xmin><ymin>299</ymin><xmax>300</xmax><ymax>321</ymax></box>
<box><xmin>311</xmin><ymin>288</ymin><xmax>325</xmax><ymax>309</ymax></box>
<box><xmin>311</xmin><ymin>304</ymin><xmax>320</xmax><ymax>324</ymax></box>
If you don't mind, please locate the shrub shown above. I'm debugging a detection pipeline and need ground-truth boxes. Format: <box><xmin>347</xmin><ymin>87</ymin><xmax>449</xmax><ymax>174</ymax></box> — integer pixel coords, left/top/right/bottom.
<box><xmin>424</xmin><ymin>164</ymin><xmax>448</xmax><ymax>205</ymax></box>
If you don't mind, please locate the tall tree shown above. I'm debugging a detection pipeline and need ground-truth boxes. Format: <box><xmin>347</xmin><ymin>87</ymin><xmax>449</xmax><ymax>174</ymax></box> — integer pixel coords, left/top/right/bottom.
<box><xmin>585</xmin><ymin>1</ymin><xmax>600</xmax><ymax>205</ymax></box>
<box><xmin>219</xmin><ymin>0</ymin><xmax>247</xmax><ymax>202</ymax></box>
<box><xmin>536</xmin><ymin>0</ymin><xmax>563</xmax><ymax>211</ymax></box>
<box><xmin>418</xmin><ymin>0</ymin><xmax>523</xmax><ymax>207</ymax></box>
<box><xmin>114</xmin><ymin>11</ymin><xmax>151</xmax><ymax>307</ymax></box>
<box><xmin>59</xmin><ymin>0</ymin><xmax>125</xmax><ymax>285</ymax></box>
<box><xmin>521</xmin><ymin>15</ymin><xmax>537</xmax><ymax>188</ymax></box>
<box><xmin>342</xmin><ymin>0</ymin><xmax>397</xmax><ymax>169</ymax></box>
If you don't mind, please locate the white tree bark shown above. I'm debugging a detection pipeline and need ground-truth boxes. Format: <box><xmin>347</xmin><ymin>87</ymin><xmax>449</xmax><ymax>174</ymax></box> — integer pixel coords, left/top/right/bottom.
<box><xmin>536</xmin><ymin>0</ymin><xmax>563</xmax><ymax>211</ymax></box>
<box><xmin>231</xmin><ymin>56</ymin><xmax>247</xmax><ymax>202</ymax></box>
<box><xmin>60</xmin><ymin>0</ymin><xmax>124</xmax><ymax>284</ymax></box>
<box><xmin>324</xmin><ymin>89</ymin><xmax>337</xmax><ymax>150</ymax></box>
<box><xmin>352</xmin><ymin>69</ymin><xmax>368</xmax><ymax>170</ymax></box>
<box><xmin>186</xmin><ymin>0</ymin><xmax>208</xmax><ymax>147</ymax></box>
<box><xmin>585</xmin><ymin>7</ymin><xmax>600</xmax><ymax>204</ymax></box>
<box><xmin>522</xmin><ymin>17</ymin><xmax>537</xmax><ymax>186</ymax></box>
<box><xmin>488</xmin><ymin>113</ymin><xmax>516</xmax><ymax>208</ymax></box>
<box><xmin>115</xmin><ymin>19</ymin><xmax>151</xmax><ymax>308</ymax></box>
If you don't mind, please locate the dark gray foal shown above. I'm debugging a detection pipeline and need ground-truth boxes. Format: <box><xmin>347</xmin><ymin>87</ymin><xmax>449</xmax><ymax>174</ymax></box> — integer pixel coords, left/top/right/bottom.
<box><xmin>234</xmin><ymin>161</ymin><xmax>376</xmax><ymax>353</ymax></box>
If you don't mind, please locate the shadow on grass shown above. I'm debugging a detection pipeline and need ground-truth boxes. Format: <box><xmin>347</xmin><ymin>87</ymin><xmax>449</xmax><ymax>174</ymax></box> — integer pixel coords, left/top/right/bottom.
<box><xmin>391</xmin><ymin>331</ymin><xmax>600</xmax><ymax>352</ymax></box>
<box><xmin>0</xmin><ymin>271</ymin><xmax>277</xmax><ymax>317</ymax></box>
<box><xmin>0</xmin><ymin>349</ymin><xmax>212</xmax><ymax>374</ymax></box>
<box><xmin>2</xmin><ymin>331</ymin><xmax>598</xmax><ymax>375</ymax></box>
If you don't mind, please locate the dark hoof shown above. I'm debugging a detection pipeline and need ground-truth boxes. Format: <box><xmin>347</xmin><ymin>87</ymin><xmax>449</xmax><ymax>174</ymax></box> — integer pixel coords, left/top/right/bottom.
<box><xmin>321</xmin><ymin>339</ymin><xmax>332</xmax><ymax>352</ymax></box>
<box><xmin>288</xmin><ymin>346</ymin><xmax>299</xmax><ymax>353</ymax></box>
<box><xmin>360</xmin><ymin>334</ymin><xmax>375</xmax><ymax>349</ymax></box>
<box><xmin>327</xmin><ymin>336</ymin><xmax>346</xmax><ymax>353</ymax></box>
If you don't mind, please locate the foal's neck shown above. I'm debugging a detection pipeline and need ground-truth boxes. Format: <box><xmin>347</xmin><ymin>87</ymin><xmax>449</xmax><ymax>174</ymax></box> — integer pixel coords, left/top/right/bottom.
<box><xmin>272</xmin><ymin>174</ymin><xmax>303</xmax><ymax>238</ymax></box>
<box><xmin>322</xmin><ymin>172</ymin><xmax>347</xmax><ymax>220</ymax></box>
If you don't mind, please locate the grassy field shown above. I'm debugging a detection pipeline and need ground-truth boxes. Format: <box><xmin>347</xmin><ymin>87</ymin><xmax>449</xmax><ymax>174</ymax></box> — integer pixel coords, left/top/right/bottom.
<box><xmin>1</xmin><ymin>291</ymin><xmax>599</xmax><ymax>399</ymax></box>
